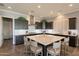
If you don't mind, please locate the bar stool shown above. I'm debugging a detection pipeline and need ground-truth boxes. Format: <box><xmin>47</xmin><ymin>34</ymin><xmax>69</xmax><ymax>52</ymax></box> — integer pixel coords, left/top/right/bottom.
<box><xmin>64</xmin><ymin>37</ymin><xmax>69</xmax><ymax>55</ymax></box>
<box><xmin>24</xmin><ymin>36</ymin><xmax>32</xmax><ymax>55</ymax></box>
<box><xmin>30</xmin><ymin>40</ymin><xmax>43</xmax><ymax>56</ymax></box>
<box><xmin>47</xmin><ymin>40</ymin><xmax>61</xmax><ymax>56</ymax></box>
<box><xmin>24</xmin><ymin>36</ymin><xmax>28</xmax><ymax>53</ymax></box>
<box><xmin>61</xmin><ymin>39</ymin><xmax>65</xmax><ymax>55</ymax></box>
<box><xmin>61</xmin><ymin>37</ymin><xmax>69</xmax><ymax>56</ymax></box>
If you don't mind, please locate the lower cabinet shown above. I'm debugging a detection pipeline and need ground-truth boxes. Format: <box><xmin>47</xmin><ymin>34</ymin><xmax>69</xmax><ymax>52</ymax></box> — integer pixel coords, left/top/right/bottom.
<box><xmin>15</xmin><ymin>35</ymin><xmax>24</xmax><ymax>45</ymax></box>
<box><xmin>69</xmin><ymin>36</ymin><xmax>77</xmax><ymax>47</ymax></box>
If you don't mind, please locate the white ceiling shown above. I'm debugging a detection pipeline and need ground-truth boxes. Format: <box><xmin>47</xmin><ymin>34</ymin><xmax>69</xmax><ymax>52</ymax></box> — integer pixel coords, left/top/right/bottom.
<box><xmin>0</xmin><ymin>3</ymin><xmax>79</xmax><ymax>19</ymax></box>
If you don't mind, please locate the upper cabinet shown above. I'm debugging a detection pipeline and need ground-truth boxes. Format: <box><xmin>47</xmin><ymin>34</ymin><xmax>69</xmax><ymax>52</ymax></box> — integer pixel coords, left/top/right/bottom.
<box><xmin>46</xmin><ymin>22</ymin><xmax>53</xmax><ymax>29</ymax></box>
<box><xmin>69</xmin><ymin>17</ymin><xmax>76</xmax><ymax>29</ymax></box>
<box><xmin>35</xmin><ymin>22</ymin><xmax>42</xmax><ymax>29</ymax></box>
<box><xmin>15</xmin><ymin>17</ymin><xmax>28</xmax><ymax>29</ymax></box>
<box><xmin>35</xmin><ymin>20</ymin><xmax>53</xmax><ymax>29</ymax></box>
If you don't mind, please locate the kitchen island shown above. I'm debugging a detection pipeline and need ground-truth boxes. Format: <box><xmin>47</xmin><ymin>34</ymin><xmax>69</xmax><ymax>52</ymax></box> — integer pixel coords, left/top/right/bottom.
<box><xmin>27</xmin><ymin>34</ymin><xmax>65</xmax><ymax>56</ymax></box>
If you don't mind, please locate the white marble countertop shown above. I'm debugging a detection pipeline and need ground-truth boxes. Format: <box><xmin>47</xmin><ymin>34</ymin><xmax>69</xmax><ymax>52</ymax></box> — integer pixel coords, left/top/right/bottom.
<box><xmin>27</xmin><ymin>34</ymin><xmax>65</xmax><ymax>46</ymax></box>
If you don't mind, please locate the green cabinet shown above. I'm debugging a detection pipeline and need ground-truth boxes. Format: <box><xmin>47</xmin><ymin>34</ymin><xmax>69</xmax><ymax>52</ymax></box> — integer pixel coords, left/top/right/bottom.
<box><xmin>69</xmin><ymin>36</ymin><xmax>77</xmax><ymax>47</ymax></box>
<box><xmin>15</xmin><ymin>17</ymin><xmax>28</xmax><ymax>29</ymax></box>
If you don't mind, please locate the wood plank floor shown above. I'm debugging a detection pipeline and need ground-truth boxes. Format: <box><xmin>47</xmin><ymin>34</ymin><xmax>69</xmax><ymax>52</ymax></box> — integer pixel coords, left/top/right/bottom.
<box><xmin>0</xmin><ymin>40</ymin><xmax>79</xmax><ymax>56</ymax></box>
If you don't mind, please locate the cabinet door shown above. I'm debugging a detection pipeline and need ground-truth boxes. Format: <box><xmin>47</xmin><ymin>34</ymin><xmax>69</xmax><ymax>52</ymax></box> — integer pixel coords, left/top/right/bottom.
<box><xmin>15</xmin><ymin>19</ymin><xmax>28</xmax><ymax>29</ymax></box>
<box><xmin>35</xmin><ymin>22</ymin><xmax>42</xmax><ymax>29</ymax></box>
<box><xmin>15</xmin><ymin>35</ymin><xmax>24</xmax><ymax>45</ymax></box>
<box><xmin>69</xmin><ymin>17</ymin><xmax>76</xmax><ymax>29</ymax></box>
<box><xmin>46</xmin><ymin>22</ymin><xmax>53</xmax><ymax>29</ymax></box>
<box><xmin>69</xmin><ymin>36</ymin><xmax>76</xmax><ymax>47</ymax></box>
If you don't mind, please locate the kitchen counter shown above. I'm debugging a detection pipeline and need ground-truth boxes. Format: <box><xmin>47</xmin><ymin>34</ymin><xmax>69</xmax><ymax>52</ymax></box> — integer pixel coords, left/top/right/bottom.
<box><xmin>46</xmin><ymin>33</ymin><xmax>78</xmax><ymax>37</ymax></box>
<box><xmin>15</xmin><ymin>32</ymin><xmax>78</xmax><ymax>45</ymax></box>
<box><xmin>16</xmin><ymin>32</ymin><xmax>78</xmax><ymax>37</ymax></box>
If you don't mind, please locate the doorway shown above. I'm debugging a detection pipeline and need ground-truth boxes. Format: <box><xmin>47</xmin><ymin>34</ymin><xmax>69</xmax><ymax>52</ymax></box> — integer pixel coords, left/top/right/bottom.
<box><xmin>2</xmin><ymin>17</ymin><xmax>13</xmax><ymax>46</ymax></box>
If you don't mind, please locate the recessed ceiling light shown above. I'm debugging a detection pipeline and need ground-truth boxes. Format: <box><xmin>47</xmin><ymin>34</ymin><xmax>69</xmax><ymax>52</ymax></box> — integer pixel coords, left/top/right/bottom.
<box><xmin>37</xmin><ymin>5</ymin><xmax>41</xmax><ymax>8</ymax></box>
<box><xmin>69</xmin><ymin>4</ymin><xmax>73</xmax><ymax>7</ymax></box>
<box><xmin>8</xmin><ymin>6</ymin><xmax>12</xmax><ymax>9</ymax></box>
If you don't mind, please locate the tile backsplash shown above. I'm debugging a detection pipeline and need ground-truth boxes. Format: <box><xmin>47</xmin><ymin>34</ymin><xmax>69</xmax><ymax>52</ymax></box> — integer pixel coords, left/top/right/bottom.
<box><xmin>14</xmin><ymin>29</ymin><xmax>61</xmax><ymax>35</ymax></box>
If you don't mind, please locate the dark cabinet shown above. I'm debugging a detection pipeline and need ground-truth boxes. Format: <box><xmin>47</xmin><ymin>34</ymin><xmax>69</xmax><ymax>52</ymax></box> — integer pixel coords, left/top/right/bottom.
<box><xmin>69</xmin><ymin>17</ymin><xmax>76</xmax><ymax>29</ymax></box>
<box><xmin>35</xmin><ymin>21</ymin><xmax>53</xmax><ymax>29</ymax></box>
<box><xmin>15</xmin><ymin>17</ymin><xmax>28</xmax><ymax>29</ymax></box>
<box><xmin>35</xmin><ymin>22</ymin><xmax>42</xmax><ymax>29</ymax></box>
<box><xmin>69</xmin><ymin>36</ymin><xmax>77</xmax><ymax>47</ymax></box>
<box><xmin>46</xmin><ymin>22</ymin><xmax>53</xmax><ymax>29</ymax></box>
<box><xmin>15</xmin><ymin>35</ymin><xmax>24</xmax><ymax>45</ymax></box>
